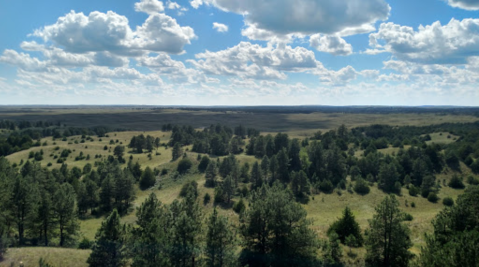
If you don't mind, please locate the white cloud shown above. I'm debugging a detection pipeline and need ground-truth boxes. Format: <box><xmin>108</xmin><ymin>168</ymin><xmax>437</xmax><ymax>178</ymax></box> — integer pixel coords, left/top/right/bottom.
<box><xmin>192</xmin><ymin>0</ymin><xmax>390</xmax><ymax>36</ymax></box>
<box><xmin>132</xmin><ymin>13</ymin><xmax>196</xmax><ymax>54</ymax></box>
<box><xmin>213</xmin><ymin>22</ymin><xmax>228</xmax><ymax>33</ymax></box>
<box><xmin>167</xmin><ymin>1</ymin><xmax>181</xmax><ymax>9</ymax></box>
<box><xmin>189</xmin><ymin>42</ymin><xmax>318</xmax><ymax>80</ymax></box>
<box><xmin>190</xmin><ymin>0</ymin><xmax>203</xmax><ymax>9</ymax></box>
<box><xmin>0</xmin><ymin>49</ymin><xmax>47</xmax><ymax>71</ymax></box>
<box><xmin>369</xmin><ymin>19</ymin><xmax>479</xmax><ymax>64</ymax></box>
<box><xmin>447</xmin><ymin>0</ymin><xmax>479</xmax><ymax>10</ymax></box>
<box><xmin>33</xmin><ymin>11</ymin><xmax>195</xmax><ymax>55</ymax></box>
<box><xmin>310</xmin><ymin>34</ymin><xmax>353</xmax><ymax>56</ymax></box>
<box><xmin>135</xmin><ymin>0</ymin><xmax>165</xmax><ymax>14</ymax></box>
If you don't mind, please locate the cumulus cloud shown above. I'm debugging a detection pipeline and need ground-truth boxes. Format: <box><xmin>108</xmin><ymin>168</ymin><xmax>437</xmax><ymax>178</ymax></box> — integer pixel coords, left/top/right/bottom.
<box><xmin>213</xmin><ymin>22</ymin><xmax>228</xmax><ymax>33</ymax></box>
<box><xmin>33</xmin><ymin>10</ymin><xmax>195</xmax><ymax>56</ymax></box>
<box><xmin>447</xmin><ymin>0</ymin><xmax>479</xmax><ymax>10</ymax></box>
<box><xmin>369</xmin><ymin>19</ymin><xmax>479</xmax><ymax>64</ymax></box>
<box><xmin>310</xmin><ymin>34</ymin><xmax>353</xmax><ymax>56</ymax></box>
<box><xmin>135</xmin><ymin>0</ymin><xmax>165</xmax><ymax>14</ymax></box>
<box><xmin>191</xmin><ymin>0</ymin><xmax>389</xmax><ymax>36</ymax></box>
<box><xmin>0</xmin><ymin>50</ymin><xmax>47</xmax><ymax>71</ymax></box>
<box><xmin>132</xmin><ymin>13</ymin><xmax>196</xmax><ymax>54</ymax></box>
<box><xmin>189</xmin><ymin>42</ymin><xmax>318</xmax><ymax>80</ymax></box>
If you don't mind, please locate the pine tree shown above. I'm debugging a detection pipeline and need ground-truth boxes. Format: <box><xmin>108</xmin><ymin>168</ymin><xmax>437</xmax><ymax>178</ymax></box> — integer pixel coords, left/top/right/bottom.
<box><xmin>327</xmin><ymin>207</ymin><xmax>363</xmax><ymax>246</ymax></box>
<box><xmin>250</xmin><ymin>162</ymin><xmax>263</xmax><ymax>190</ymax></box>
<box><xmin>222</xmin><ymin>175</ymin><xmax>235</xmax><ymax>204</ymax></box>
<box><xmin>205</xmin><ymin>161</ymin><xmax>217</xmax><ymax>187</ymax></box>
<box><xmin>53</xmin><ymin>183</ymin><xmax>79</xmax><ymax>247</ymax></box>
<box><xmin>88</xmin><ymin>210</ymin><xmax>127</xmax><ymax>267</ymax></box>
<box><xmin>365</xmin><ymin>195</ymin><xmax>413</xmax><ymax>267</ymax></box>
<box><xmin>205</xmin><ymin>208</ymin><xmax>236</xmax><ymax>267</ymax></box>
<box><xmin>36</xmin><ymin>189</ymin><xmax>56</xmax><ymax>246</ymax></box>
<box><xmin>100</xmin><ymin>175</ymin><xmax>115</xmax><ymax>212</ymax></box>
<box><xmin>114</xmin><ymin>170</ymin><xmax>135</xmax><ymax>214</ymax></box>
<box><xmin>240</xmin><ymin>183</ymin><xmax>319</xmax><ymax>267</ymax></box>
<box><xmin>85</xmin><ymin>178</ymin><xmax>100</xmax><ymax>214</ymax></box>
<box><xmin>10</xmin><ymin>175</ymin><xmax>36</xmax><ymax>245</ymax></box>
<box><xmin>77</xmin><ymin>182</ymin><xmax>89</xmax><ymax>216</ymax></box>
<box><xmin>378</xmin><ymin>163</ymin><xmax>401</xmax><ymax>194</ymax></box>
<box><xmin>131</xmin><ymin>193</ymin><xmax>168</xmax><ymax>267</ymax></box>
<box><xmin>172</xmin><ymin>143</ymin><xmax>183</xmax><ymax>161</ymax></box>
<box><xmin>140</xmin><ymin>166</ymin><xmax>156</xmax><ymax>190</ymax></box>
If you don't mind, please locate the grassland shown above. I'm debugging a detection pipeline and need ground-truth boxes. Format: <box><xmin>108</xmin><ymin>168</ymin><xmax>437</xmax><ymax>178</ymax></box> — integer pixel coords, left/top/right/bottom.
<box><xmin>0</xmin><ymin>107</ymin><xmax>477</xmax><ymax>133</ymax></box>
<box><xmin>1</xmin><ymin>108</ymin><xmax>478</xmax><ymax>266</ymax></box>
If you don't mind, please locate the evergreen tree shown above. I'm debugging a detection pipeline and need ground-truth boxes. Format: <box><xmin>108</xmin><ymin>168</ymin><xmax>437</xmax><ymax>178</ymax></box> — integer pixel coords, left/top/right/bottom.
<box><xmin>130</xmin><ymin>193</ymin><xmax>168</xmax><ymax>267</ymax></box>
<box><xmin>35</xmin><ymin>189</ymin><xmax>56</xmax><ymax>246</ymax></box>
<box><xmin>88</xmin><ymin>210</ymin><xmax>127</xmax><ymax>267</ymax></box>
<box><xmin>276</xmin><ymin>149</ymin><xmax>290</xmax><ymax>184</ymax></box>
<box><xmin>250</xmin><ymin>162</ymin><xmax>263</xmax><ymax>190</ymax></box>
<box><xmin>85</xmin><ymin>178</ymin><xmax>100</xmax><ymax>214</ymax></box>
<box><xmin>378</xmin><ymin>163</ymin><xmax>401</xmax><ymax>194</ymax></box>
<box><xmin>365</xmin><ymin>195</ymin><xmax>413</xmax><ymax>267</ymax></box>
<box><xmin>240</xmin><ymin>183</ymin><xmax>319</xmax><ymax>267</ymax></box>
<box><xmin>289</xmin><ymin>139</ymin><xmax>302</xmax><ymax>172</ymax></box>
<box><xmin>417</xmin><ymin>185</ymin><xmax>479</xmax><ymax>267</ymax></box>
<box><xmin>222</xmin><ymin>175</ymin><xmax>235</xmax><ymax>204</ymax></box>
<box><xmin>172</xmin><ymin>143</ymin><xmax>183</xmax><ymax>161</ymax></box>
<box><xmin>9</xmin><ymin>175</ymin><xmax>36</xmax><ymax>245</ymax></box>
<box><xmin>205</xmin><ymin>161</ymin><xmax>218</xmax><ymax>187</ymax></box>
<box><xmin>77</xmin><ymin>182</ymin><xmax>89</xmax><ymax>216</ymax></box>
<box><xmin>114</xmin><ymin>171</ymin><xmax>135</xmax><ymax>214</ymax></box>
<box><xmin>205</xmin><ymin>208</ymin><xmax>236</xmax><ymax>267</ymax></box>
<box><xmin>140</xmin><ymin>166</ymin><xmax>156</xmax><ymax>190</ymax></box>
<box><xmin>198</xmin><ymin>156</ymin><xmax>210</xmax><ymax>173</ymax></box>
<box><xmin>100</xmin><ymin>175</ymin><xmax>115</xmax><ymax>212</ymax></box>
<box><xmin>53</xmin><ymin>183</ymin><xmax>79</xmax><ymax>247</ymax></box>
<box><xmin>327</xmin><ymin>207</ymin><xmax>363</xmax><ymax>246</ymax></box>
<box><xmin>260</xmin><ymin>156</ymin><xmax>269</xmax><ymax>177</ymax></box>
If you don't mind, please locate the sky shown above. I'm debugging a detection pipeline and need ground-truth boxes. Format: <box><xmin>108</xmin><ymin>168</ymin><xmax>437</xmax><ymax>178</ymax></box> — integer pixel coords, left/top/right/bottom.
<box><xmin>0</xmin><ymin>0</ymin><xmax>479</xmax><ymax>106</ymax></box>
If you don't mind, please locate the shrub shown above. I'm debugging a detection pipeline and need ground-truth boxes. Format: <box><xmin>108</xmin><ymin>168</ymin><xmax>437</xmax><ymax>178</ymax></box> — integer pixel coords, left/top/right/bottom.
<box><xmin>443</xmin><ymin>197</ymin><xmax>454</xmax><ymax>206</ymax></box>
<box><xmin>354</xmin><ymin>178</ymin><xmax>370</xmax><ymax>195</ymax></box>
<box><xmin>319</xmin><ymin>179</ymin><xmax>334</xmax><ymax>193</ymax></box>
<box><xmin>233</xmin><ymin>198</ymin><xmax>246</xmax><ymax>214</ymax></box>
<box><xmin>177</xmin><ymin>158</ymin><xmax>193</xmax><ymax>174</ymax></box>
<box><xmin>427</xmin><ymin>192</ymin><xmax>439</xmax><ymax>203</ymax></box>
<box><xmin>408</xmin><ymin>185</ymin><xmax>419</xmax><ymax>197</ymax></box>
<box><xmin>78</xmin><ymin>237</ymin><xmax>92</xmax><ymax>249</ymax></box>
<box><xmin>179</xmin><ymin>180</ymin><xmax>198</xmax><ymax>199</ymax></box>
<box><xmin>448</xmin><ymin>175</ymin><xmax>465</xmax><ymax>189</ymax></box>
<box><xmin>411</xmin><ymin>202</ymin><xmax>416</xmax><ymax>208</ymax></box>
<box><xmin>466</xmin><ymin>175</ymin><xmax>479</xmax><ymax>185</ymax></box>
<box><xmin>203</xmin><ymin>193</ymin><xmax>211</xmax><ymax>205</ymax></box>
<box><xmin>403</xmin><ymin>213</ymin><xmax>414</xmax><ymax>221</ymax></box>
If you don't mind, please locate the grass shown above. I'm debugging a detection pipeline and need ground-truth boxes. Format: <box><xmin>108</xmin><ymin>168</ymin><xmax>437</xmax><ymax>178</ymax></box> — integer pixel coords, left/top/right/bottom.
<box><xmin>0</xmin><ymin>108</ymin><xmax>477</xmax><ymax>132</ymax></box>
<box><xmin>0</xmin><ymin>247</ymin><xmax>90</xmax><ymax>267</ymax></box>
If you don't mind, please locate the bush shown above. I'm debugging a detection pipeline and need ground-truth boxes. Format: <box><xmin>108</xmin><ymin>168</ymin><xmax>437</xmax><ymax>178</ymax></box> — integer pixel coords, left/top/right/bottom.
<box><xmin>466</xmin><ymin>175</ymin><xmax>479</xmax><ymax>185</ymax></box>
<box><xmin>203</xmin><ymin>193</ymin><xmax>211</xmax><ymax>205</ymax></box>
<box><xmin>354</xmin><ymin>178</ymin><xmax>370</xmax><ymax>195</ymax></box>
<box><xmin>403</xmin><ymin>213</ymin><xmax>414</xmax><ymax>221</ymax></box>
<box><xmin>233</xmin><ymin>198</ymin><xmax>246</xmax><ymax>214</ymax></box>
<box><xmin>177</xmin><ymin>158</ymin><xmax>193</xmax><ymax>174</ymax></box>
<box><xmin>408</xmin><ymin>185</ymin><xmax>419</xmax><ymax>197</ymax></box>
<box><xmin>78</xmin><ymin>237</ymin><xmax>92</xmax><ymax>249</ymax></box>
<box><xmin>319</xmin><ymin>179</ymin><xmax>334</xmax><ymax>193</ymax></box>
<box><xmin>442</xmin><ymin>197</ymin><xmax>454</xmax><ymax>206</ymax></box>
<box><xmin>427</xmin><ymin>192</ymin><xmax>439</xmax><ymax>203</ymax></box>
<box><xmin>411</xmin><ymin>202</ymin><xmax>416</xmax><ymax>208</ymax></box>
<box><xmin>448</xmin><ymin>175</ymin><xmax>465</xmax><ymax>189</ymax></box>
<box><xmin>179</xmin><ymin>180</ymin><xmax>198</xmax><ymax>199</ymax></box>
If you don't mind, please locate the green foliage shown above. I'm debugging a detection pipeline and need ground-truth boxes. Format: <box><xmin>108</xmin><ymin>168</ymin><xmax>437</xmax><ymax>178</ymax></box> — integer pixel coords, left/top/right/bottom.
<box><xmin>233</xmin><ymin>198</ymin><xmax>246</xmax><ymax>214</ymax></box>
<box><xmin>448</xmin><ymin>175</ymin><xmax>465</xmax><ymax>189</ymax></box>
<box><xmin>442</xmin><ymin>197</ymin><xmax>454</xmax><ymax>206</ymax></box>
<box><xmin>403</xmin><ymin>213</ymin><xmax>414</xmax><ymax>221</ymax></box>
<box><xmin>198</xmin><ymin>155</ymin><xmax>210</xmax><ymax>173</ymax></box>
<box><xmin>39</xmin><ymin>258</ymin><xmax>54</xmax><ymax>267</ymax></box>
<box><xmin>409</xmin><ymin>185</ymin><xmax>419</xmax><ymax>197</ymax></box>
<box><xmin>172</xmin><ymin>142</ymin><xmax>183</xmax><ymax>161</ymax></box>
<box><xmin>354</xmin><ymin>178</ymin><xmax>370</xmax><ymax>195</ymax></box>
<box><xmin>140</xmin><ymin>166</ymin><xmax>156</xmax><ymax>190</ymax></box>
<box><xmin>177</xmin><ymin>158</ymin><xmax>193</xmax><ymax>174</ymax></box>
<box><xmin>417</xmin><ymin>186</ymin><xmax>479</xmax><ymax>267</ymax></box>
<box><xmin>205</xmin><ymin>209</ymin><xmax>237</xmax><ymax>267</ymax></box>
<box><xmin>53</xmin><ymin>183</ymin><xmax>79</xmax><ymax>247</ymax></box>
<box><xmin>78</xmin><ymin>237</ymin><xmax>92</xmax><ymax>249</ymax></box>
<box><xmin>378</xmin><ymin>162</ymin><xmax>401</xmax><ymax>194</ymax></box>
<box><xmin>319</xmin><ymin>179</ymin><xmax>334</xmax><ymax>193</ymax></box>
<box><xmin>365</xmin><ymin>195</ymin><xmax>413</xmax><ymax>267</ymax></box>
<box><xmin>203</xmin><ymin>193</ymin><xmax>211</xmax><ymax>205</ymax></box>
<box><xmin>88</xmin><ymin>210</ymin><xmax>127</xmax><ymax>267</ymax></box>
<box><xmin>427</xmin><ymin>192</ymin><xmax>438</xmax><ymax>203</ymax></box>
<box><xmin>323</xmin><ymin>232</ymin><xmax>342</xmax><ymax>265</ymax></box>
<box><xmin>240</xmin><ymin>183</ymin><xmax>319</xmax><ymax>267</ymax></box>
<box><xmin>327</xmin><ymin>207</ymin><xmax>364</xmax><ymax>247</ymax></box>
<box><xmin>180</xmin><ymin>180</ymin><xmax>198</xmax><ymax>199</ymax></box>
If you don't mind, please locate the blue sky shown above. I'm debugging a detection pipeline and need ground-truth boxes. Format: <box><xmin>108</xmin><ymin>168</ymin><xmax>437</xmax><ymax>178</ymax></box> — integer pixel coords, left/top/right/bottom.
<box><xmin>0</xmin><ymin>0</ymin><xmax>479</xmax><ymax>105</ymax></box>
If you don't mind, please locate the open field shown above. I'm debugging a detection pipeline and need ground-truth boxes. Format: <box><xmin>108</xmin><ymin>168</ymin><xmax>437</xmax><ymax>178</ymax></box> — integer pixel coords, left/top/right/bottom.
<box><xmin>0</xmin><ymin>107</ymin><xmax>477</xmax><ymax>133</ymax></box>
<box><xmin>0</xmin><ymin>247</ymin><xmax>90</xmax><ymax>267</ymax></box>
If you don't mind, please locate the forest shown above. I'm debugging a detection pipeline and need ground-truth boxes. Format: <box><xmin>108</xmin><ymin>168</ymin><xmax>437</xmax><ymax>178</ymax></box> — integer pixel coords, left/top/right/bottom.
<box><xmin>0</xmin><ymin>112</ymin><xmax>478</xmax><ymax>267</ymax></box>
